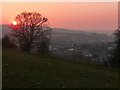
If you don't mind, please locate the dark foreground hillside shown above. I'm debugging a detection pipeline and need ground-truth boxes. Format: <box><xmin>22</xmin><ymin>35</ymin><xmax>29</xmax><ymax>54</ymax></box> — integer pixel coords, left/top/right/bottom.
<box><xmin>2</xmin><ymin>48</ymin><xmax>119</xmax><ymax>88</ymax></box>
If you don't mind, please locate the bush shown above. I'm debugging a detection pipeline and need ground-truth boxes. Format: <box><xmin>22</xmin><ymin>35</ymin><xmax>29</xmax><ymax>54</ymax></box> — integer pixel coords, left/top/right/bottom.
<box><xmin>2</xmin><ymin>35</ymin><xmax>16</xmax><ymax>48</ymax></box>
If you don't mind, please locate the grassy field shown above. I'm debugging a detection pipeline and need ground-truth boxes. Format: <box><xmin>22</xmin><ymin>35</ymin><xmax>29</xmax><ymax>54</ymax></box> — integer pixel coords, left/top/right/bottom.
<box><xmin>2</xmin><ymin>48</ymin><xmax>119</xmax><ymax>88</ymax></box>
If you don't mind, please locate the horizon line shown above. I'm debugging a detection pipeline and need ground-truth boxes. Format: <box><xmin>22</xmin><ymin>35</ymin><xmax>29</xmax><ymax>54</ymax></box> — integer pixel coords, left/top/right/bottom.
<box><xmin>0</xmin><ymin>24</ymin><xmax>116</xmax><ymax>31</ymax></box>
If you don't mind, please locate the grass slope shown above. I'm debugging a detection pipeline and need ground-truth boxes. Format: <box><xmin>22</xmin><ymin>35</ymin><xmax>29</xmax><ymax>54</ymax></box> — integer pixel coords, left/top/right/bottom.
<box><xmin>3</xmin><ymin>48</ymin><xmax>119</xmax><ymax>88</ymax></box>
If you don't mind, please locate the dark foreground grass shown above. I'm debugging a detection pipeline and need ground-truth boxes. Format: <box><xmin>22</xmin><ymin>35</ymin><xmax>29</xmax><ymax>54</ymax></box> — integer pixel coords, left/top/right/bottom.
<box><xmin>2</xmin><ymin>48</ymin><xmax>119</xmax><ymax>88</ymax></box>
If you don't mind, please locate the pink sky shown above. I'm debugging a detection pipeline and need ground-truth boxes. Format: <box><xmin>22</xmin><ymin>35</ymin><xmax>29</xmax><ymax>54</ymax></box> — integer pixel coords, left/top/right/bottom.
<box><xmin>2</xmin><ymin>2</ymin><xmax>118</xmax><ymax>30</ymax></box>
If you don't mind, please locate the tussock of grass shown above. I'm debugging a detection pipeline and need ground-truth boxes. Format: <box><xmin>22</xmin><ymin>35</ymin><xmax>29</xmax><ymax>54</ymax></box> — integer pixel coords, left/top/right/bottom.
<box><xmin>3</xmin><ymin>48</ymin><xmax>119</xmax><ymax>88</ymax></box>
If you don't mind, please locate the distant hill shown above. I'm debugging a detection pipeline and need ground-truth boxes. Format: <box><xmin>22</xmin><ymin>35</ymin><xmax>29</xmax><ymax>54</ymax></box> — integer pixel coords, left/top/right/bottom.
<box><xmin>1</xmin><ymin>25</ymin><xmax>114</xmax><ymax>44</ymax></box>
<box><xmin>52</xmin><ymin>28</ymin><xmax>114</xmax><ymax>35</ymax></box>
<box><xmin>3</xmin><ymin>48</ymin><xmax>118</xmax><ymax>88</ymax></box>
<box><xmin>1</xmin><ymin>24</ymin><xmax>114</xmax><ymax>36</ymax></box>
<box><xmin>51</xmin><ymin>28</ymin><xmax>114</xmax><ymax>46</ymax></box>
<box><xmin>1</xmin><ymin>24</ymin><xmax>11</xmax><ymax>37</ymax></box>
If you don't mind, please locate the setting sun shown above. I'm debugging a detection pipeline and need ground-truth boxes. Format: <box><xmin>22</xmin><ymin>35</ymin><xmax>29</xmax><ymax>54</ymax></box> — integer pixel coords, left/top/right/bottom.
<box><xmin>12</xmin><ymin>21</ymin><xmax>17</xmax><ymax>25</ymax></box>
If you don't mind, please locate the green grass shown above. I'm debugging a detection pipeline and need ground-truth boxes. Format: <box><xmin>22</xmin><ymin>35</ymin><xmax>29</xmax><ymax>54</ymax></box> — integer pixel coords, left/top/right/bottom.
<box><xmin>3</xmin><ymin>48</ymin><xmax>119</xmax><ymax>88</ymax></box>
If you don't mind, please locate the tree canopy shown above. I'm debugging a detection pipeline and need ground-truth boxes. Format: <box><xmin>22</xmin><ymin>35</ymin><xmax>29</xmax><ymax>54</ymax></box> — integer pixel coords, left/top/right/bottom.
<box><xmin>10</xmin><ymin>11</ymin><xmax>51</xmax><ymax>52</ymax></box>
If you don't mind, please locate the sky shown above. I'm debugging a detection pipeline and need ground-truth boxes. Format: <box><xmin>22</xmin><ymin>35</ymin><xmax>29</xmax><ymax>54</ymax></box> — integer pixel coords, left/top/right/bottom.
<box><xmin>1</xmin><ymin>0</ymin><xmax>119</xmax><ymax>2</ymax></box>
<box><xmin>1</xmin><ymin>2</ymin><xmax>118</xmax><ymax>30</ymax></box>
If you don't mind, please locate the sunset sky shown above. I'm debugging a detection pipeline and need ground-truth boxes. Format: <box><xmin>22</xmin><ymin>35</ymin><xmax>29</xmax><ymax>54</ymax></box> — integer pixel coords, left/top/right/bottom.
<box><xmin>2</xmin><ymin>2</ymin><xmax>118</xmax><ymax>30</ymax></box>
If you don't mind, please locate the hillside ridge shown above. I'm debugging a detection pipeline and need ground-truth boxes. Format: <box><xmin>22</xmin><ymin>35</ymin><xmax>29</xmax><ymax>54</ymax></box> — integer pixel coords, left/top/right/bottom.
<box><xmin>3</xmin><ymin>48</ymin><xmax>118</xmax><ymax>88</ymax></box>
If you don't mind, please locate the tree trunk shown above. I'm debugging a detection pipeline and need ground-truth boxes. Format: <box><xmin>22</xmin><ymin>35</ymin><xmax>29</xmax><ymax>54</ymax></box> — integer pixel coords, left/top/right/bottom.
<box><xmin>21</xmin><ymin>42</ymin><xmax>31</xmax><ymax>52</ymax></box>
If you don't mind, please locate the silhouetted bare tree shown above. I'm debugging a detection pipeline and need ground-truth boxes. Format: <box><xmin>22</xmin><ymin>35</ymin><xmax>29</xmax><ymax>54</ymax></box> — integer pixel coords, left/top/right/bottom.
<box><xmin>111</xmin><ymin>29</ymin><xmax>120</xmax><ymax>67</ymax></box>
<box><xmin>36</xmin><ymin>27</ymin><xmax>51</xmax><ymax>55</ymax></box>
<box><xmin>10</xmin><ymin>11</ymin><xmax>51</xmax><ymax>52</ymax></box>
